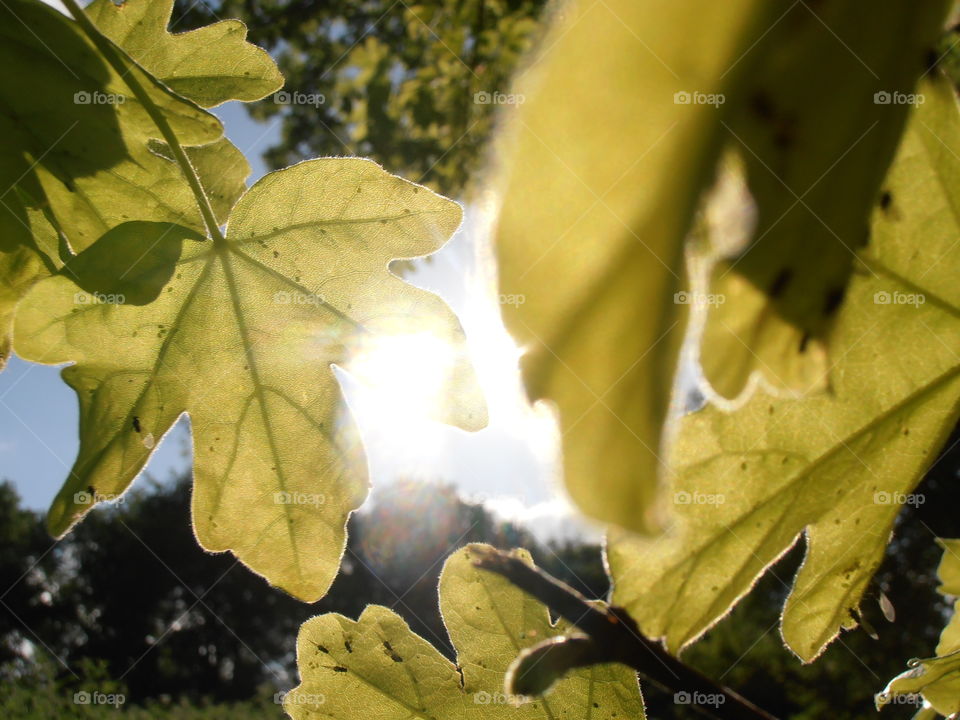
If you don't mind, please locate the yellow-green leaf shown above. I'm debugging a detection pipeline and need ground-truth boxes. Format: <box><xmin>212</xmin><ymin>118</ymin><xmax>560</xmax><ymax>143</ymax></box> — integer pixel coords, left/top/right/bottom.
<box><xmin>608</xmin><ymin>75</ymin><xmax>960</xmax><ymax>662</ymax></box>
<box><xmin>0</xmin><ymin>0</ymin><xmax>222</xmax><ymax>366</ymax></box>
<box><xmin>0</xmin><ymin>0</ymin><xmax>221</xmax><ymax>250</ymax></box>
<box><xmin>0</xmin><ymin>246</ymin><xmax>43</xmax><ymax>372</ymax></box>
<box><xmin>878</xmin><ymin>540</ymin><xmax>960</xmax><ymax>716</ymax></box>
<box><xmin>149</xmin><ymin>137</ymin><xmax>251</xmax><ymax>225</ymax></box>
<box><xmin>285</xmin><ymin>544</ymin><xmax>644</xmax><ymax>718</ymax></box>
<box><xmin>0</xmin><ymin>198</ymin><xmax>64</xmax><ymax>372</ymax></box>
<box><xmin>699</xmin><ymin>1</ymin><xmax>949</xmax><ymax>399</ymax></box>
<box><xmin>13</xmin><ymin>158</ymin><xmax>486</xmax><ymax>601</ymax></box>
<box><xmin>494</xmin><ymin>0</ymin><xmax>775</xmax><ymax>535</ymax></box>
<box><xmin>86</xmin><ymin>0</ymin><xmax>283</xmax><ymax>108</ymax></box>
<box><xmin>86</xmin><ymin>0</ymin><xmax>272</xmax><ymax>225</ymax></box>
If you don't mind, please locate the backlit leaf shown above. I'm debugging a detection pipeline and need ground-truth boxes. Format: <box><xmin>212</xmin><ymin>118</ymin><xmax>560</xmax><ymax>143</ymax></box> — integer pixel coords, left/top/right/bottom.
<box><xmin>698</xmin><ymin>1</ymin><xmax>950</xmax><ymax>399</ymax></box>
<box><xmin>87</xmin><ymin>0</ymin><xmax>277</xmax><ymax>223</ymax></box>
<box><xmin>608</xmin><ymin>75</ymin><xmax>960</xmax><ymax>662</ymax></box>
<box><xmin>0</xmin><ymin>0</ymin><xmax>222</xmax><ymax>367</ymax></box>
<box><xmin>285</xmin><ymin>544</ymin><xmax>644</xmax><ymax>718</ymax></box>
<box><xmin>149</xmin><ymin>137</ymin><xmax>251</xmax><ymax>225</ymax></box>
<box><xmin>13</xmin><ymin>158</ymin><xmax>487</xmax><ymax>601</ymax></box>
<box><xmin>494</xmin><ymin>0</ymin><xmax>775</xmax><ymax>535</ymax></box>
<box><xmin>86</xmin><ymin>0</ymin><xmax>283</xmax><ymax>108</ymax></box>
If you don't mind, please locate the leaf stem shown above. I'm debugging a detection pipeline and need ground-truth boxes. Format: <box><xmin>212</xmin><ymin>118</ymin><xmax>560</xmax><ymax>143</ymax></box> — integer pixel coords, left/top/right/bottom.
<box><xmin>473</xmin><ymin>547</ymin><xmax>779</xmax><ymax>720</ymax></box>
<box><xmin>61</xmin><ymin>0</ymin><xmax>225</xmax><ymax>244</ymax></box>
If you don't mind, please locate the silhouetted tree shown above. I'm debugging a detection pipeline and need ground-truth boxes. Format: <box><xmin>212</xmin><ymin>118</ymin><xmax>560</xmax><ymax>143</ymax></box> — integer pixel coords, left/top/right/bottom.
<box><xmin>0</xmin><ymin>474</ymin><xmax>606</xmax><ymax>705</ymax></box>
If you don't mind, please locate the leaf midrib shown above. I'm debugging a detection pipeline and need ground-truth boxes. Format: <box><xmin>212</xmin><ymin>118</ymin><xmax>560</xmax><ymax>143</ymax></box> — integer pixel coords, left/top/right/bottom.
<box><xmin>218</xmin><ymin>248</ymin><xmax>304</xmax><ymax>584</ymax></box>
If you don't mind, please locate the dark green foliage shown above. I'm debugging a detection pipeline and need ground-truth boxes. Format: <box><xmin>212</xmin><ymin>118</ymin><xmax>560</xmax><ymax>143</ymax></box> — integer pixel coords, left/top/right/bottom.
<box><xmin>173</xmin><ymin>0</ymin><xmax>548</xmax><ymax>195</ymax></box>
<box><xmin>0</xmin><ymin>475</ymin><xmax>605</xmax><ymax>709</ymax></box>
<box><xmin>1</xmin><ymin>656</ymin><xmax>284</xmax><ymax>719</ymax></box>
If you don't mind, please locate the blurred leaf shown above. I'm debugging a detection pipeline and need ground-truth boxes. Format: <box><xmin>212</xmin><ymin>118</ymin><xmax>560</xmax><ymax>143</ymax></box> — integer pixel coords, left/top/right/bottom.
<box><xmin>699</xmin><ymin>1</ymin><xmax>950</xmax><ymax>399</ymax></box>
<box><xmin>879</xmin><ymin>591</ymin><xmax>896</xmax><ymax>623</ymax></box>
<box><xmin>285</xmin><ymin>544</ymin><xmax>644</xmax><ymax>717</ymax></box>
<box><xmin>494</xmin><ymin>0</ymin><xmax>775</xmax><ymax>534</ymax></box>
<box><xmin>608</xmin><ymin>75</ymin><xmax>960</xmax><ymax>662</ymax></box>
<box><xmin>14</xmin><ymin>158</ymin><xmax>486</xmax><ymax>601</ymax></box>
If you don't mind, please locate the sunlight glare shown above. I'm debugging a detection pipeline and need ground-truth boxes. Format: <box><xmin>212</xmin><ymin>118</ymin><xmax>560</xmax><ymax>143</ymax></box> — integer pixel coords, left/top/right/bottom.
<box><xmin>336</xmin><ymin>198</ymin><xmax>570</xmax><ymax>545</ymax></box>
<box><xmin>348</xmin><ymin>332</ymin><xmax>457</xmax><ymax>418</ymax></box>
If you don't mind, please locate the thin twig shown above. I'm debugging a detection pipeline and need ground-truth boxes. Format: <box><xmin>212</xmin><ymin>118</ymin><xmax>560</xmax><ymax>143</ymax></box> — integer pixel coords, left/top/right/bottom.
<box><xmin>473</xmin><ymin>546</ymin><xmax>779</xmax><ymax>720</ymax></box>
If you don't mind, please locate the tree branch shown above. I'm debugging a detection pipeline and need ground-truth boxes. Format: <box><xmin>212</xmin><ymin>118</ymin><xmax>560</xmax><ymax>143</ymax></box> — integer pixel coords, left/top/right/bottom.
<box><xmin>473</xmin><ymin>546</ymin><xmax>779</xmax><ymax>720</ymax></box>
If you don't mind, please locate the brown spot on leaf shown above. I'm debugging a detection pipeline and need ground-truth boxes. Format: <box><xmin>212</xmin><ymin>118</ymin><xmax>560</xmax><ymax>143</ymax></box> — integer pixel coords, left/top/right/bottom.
<box><xmin>769</xmin><ymin>268</ymin><xmax>792</xmax><ymax>299</ymax></box>
<box><xmin>823</xmin><ymin>286</ymin><xmax>846</xmax><ymax>316</ymax></box>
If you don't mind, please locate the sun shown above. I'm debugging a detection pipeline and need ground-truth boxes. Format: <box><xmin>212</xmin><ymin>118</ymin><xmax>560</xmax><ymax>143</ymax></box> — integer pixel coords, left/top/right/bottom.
<box><xmin>334</xmin><ymin>202</ymin><xmax>564</xmax><ymax>519</ymax></box>
<box><xmin>346</xmin><ymin>331</ymin><xmax>458</xmax><ymax>418</ymax></box>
